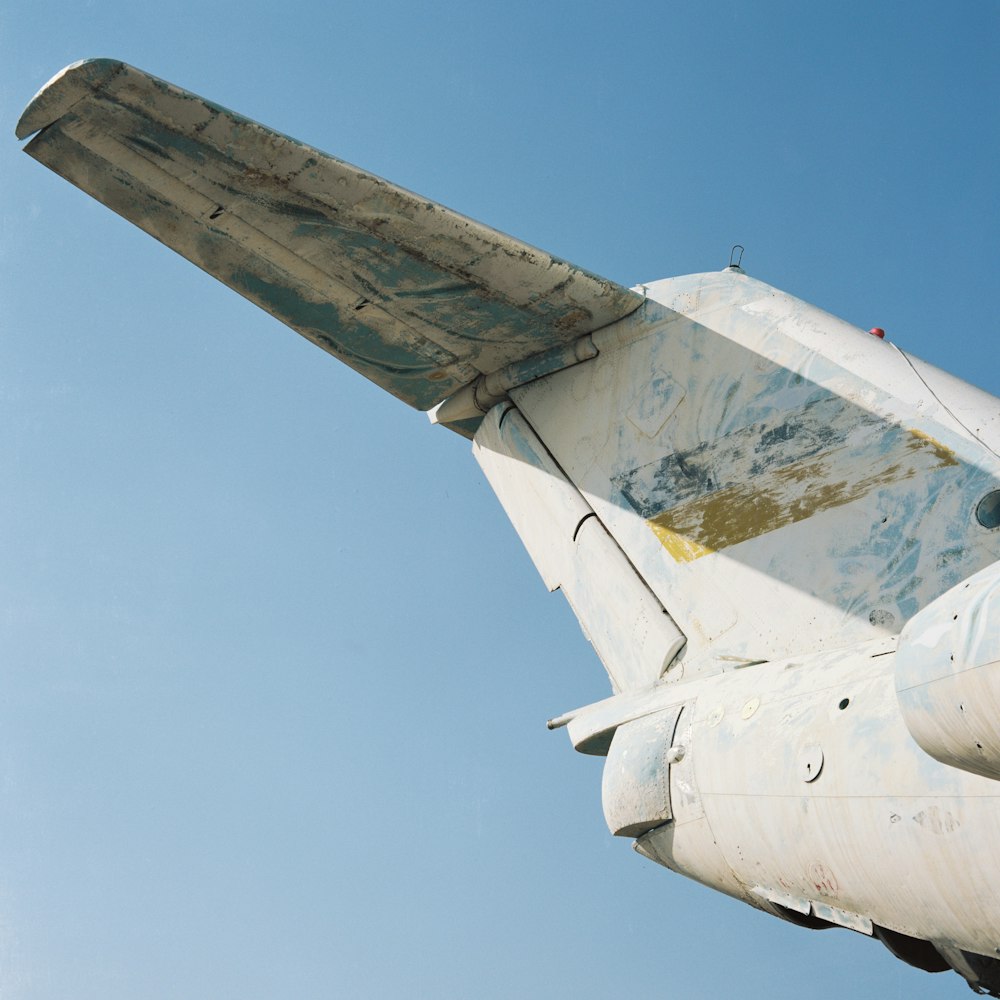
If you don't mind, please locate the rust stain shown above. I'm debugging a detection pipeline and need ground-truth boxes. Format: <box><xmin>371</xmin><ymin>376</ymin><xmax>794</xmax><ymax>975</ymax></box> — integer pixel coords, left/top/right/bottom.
<box><xmin>554</xmin><ymin>306</ymin><xmax>592</xmax><ymax>331</ymax></box>
<box><xmin>807</xmin><ymin>861</ymin><xmax>840</xmax><ymax>898</ymax></box>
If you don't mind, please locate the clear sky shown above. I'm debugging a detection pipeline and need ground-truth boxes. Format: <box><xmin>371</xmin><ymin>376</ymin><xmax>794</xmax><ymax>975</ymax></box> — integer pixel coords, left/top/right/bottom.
<box><xmin>2</xmin><ymin>2</ymin><xmax>998</xmax><ymax>998</ymax></box>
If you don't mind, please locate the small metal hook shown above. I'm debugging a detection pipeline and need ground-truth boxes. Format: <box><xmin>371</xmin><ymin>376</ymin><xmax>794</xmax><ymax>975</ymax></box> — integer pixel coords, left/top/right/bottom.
<box><xmin>728</xmin><ymin>245</ymin><xmax>745</xmax><ymax>269</ymax></box>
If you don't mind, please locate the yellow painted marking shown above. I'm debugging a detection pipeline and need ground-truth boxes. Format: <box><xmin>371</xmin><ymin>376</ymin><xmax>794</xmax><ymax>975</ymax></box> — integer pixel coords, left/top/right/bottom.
<box><xmin>649</xmin><ymin>427</ymin><xmax>960</xmax><ymax>562</ymax></box>
<box><xmin>907</xmin><ymin>429</ymin><xmax>958</xmax><ymax>467</ymax></box>
<box><xmin>649</xmin><ymin>523</ymin><xmax>715</xmax><ymax>561</ymax></box>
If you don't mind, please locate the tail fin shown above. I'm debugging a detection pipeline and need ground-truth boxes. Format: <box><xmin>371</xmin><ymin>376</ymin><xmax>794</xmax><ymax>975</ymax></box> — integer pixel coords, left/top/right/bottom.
<box><xmin>474</xmin><ymin>270</ymin><xmax>1000</xmax><ymax>688</ymax></box>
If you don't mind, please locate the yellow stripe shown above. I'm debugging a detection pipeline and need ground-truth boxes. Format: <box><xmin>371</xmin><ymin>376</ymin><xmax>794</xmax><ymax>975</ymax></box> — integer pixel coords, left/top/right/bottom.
<box><xmin>648</xmin><ymin>428</ymin><xmax>958</xmax><ymax>562</ymax></box>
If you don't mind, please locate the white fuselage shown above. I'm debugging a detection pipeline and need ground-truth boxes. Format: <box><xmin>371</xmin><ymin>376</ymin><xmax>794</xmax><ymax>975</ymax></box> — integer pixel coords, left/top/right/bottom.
<box><xmin>474</xmin><ymin>270</ymin><xmax>1000</xmax><ymax>987</ymax></box>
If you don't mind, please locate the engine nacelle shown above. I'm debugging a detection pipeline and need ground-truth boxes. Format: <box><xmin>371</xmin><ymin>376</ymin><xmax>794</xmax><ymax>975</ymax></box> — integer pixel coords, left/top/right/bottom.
<box><xmin>896</xmin><ymin>560</ymin><xmax>1000</xmax><ymax>781</ymax></box>
<box><xmin>601</xmin><ymin>706</ymin><xmax>683</xmax><ymax>837</ymax></box>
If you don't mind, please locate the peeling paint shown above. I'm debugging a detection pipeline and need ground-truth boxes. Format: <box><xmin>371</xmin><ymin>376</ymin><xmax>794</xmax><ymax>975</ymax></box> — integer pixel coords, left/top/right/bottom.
<box><xmin>513</xmin><ymin>272</ymin><xmax>1000</xmax><ymax>671</ymax></box>
<box><xmin>646</xmin><ymin>426</ymin><xmax>958</xmax><ymax>562</ymax></box>
<box><xmin>19</xmin><ymin>59</ymin><xmax>642</xmax><ymax>412</ymax></box>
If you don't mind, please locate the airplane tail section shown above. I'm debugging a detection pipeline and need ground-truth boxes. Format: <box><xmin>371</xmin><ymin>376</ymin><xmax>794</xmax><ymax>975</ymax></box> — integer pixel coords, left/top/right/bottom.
<box><xmin>18</xmin><ymin>60</ymin><xmax>1000</xmax><ymax>699</ymax></box>
<box><xmin>20</xmin><ymin>60</ymin><xmax>1000</xmax><ymax>992</ymax></box>
<box><xmin>475</xmin><ymin>271</ymin><xmax>1000</xmax><ymax>691</ymax></box>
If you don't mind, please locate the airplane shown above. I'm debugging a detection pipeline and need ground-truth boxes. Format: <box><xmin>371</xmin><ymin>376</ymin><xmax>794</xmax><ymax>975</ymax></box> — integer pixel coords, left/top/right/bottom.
<box><xmin>16</xmin><ymin>59</ymin><xmax>1000</xmax><ymax>995</ymax></box>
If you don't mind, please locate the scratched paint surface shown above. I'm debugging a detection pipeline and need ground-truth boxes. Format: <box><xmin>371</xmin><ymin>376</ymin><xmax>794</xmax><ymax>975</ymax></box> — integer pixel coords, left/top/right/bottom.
<box><xmin>510</xmin><ymin>270</ymin><xmax>1000</xmax><ymax>676</ymax></box>
<box><xmin>635</xmin><ymin>637</ymin><xmax>1000</xmax><ymax>957</ymax></box>
<box><xmin>473</xmin><ymin>405</ymin><xmax>685</xmax><ymax>693</ymax></box>
<box><xmin>616</xmin><ymin>397</ymin><xmax>959</xmax><ymax>562</ymax></box>
<box><xmin>18</xmin><ymin>59</ymin><xmax>642</xmax><ymax>410</ymax></box>
<box><xmin>896</xmin><ymin>560</ymin><xmax>1000</xmax><ymax>781</ymax></box>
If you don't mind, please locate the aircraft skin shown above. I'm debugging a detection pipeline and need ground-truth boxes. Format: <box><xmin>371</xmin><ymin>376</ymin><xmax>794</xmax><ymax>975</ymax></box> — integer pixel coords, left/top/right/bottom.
<box><xmin>17</xmin><ymin>60</ymin><xmax>1000</xmax><ymax>995</ymax></box>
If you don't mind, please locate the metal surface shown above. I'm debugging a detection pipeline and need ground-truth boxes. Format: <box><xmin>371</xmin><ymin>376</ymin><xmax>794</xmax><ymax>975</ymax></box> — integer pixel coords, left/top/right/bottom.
<box><xmin>17</xmin><ymin>59</ymin><xmax>642</xmax><ymax>412</ymax></box>
<box><xmin>634</xmin><ymin>638</ymin><xmax>1000</xmax><ymax>958</ymax></box>
<box><xmin>19</xmin><ymin>58</ymin><xmax>1000</xmax><ymax>996</ymax></box>
<box><xmin>602</xmin><ymin>705</ymin><xmax>683</xmax><ymax>837</ymax></box>
<box><xmin>896</xmin><ymin>559</ymin><xmax>1000</xmax><ymax>781</ymax></box>
<box><xmin>508</xmin><ymin>271</ymin><xmax>1000</xmax><ymax>676</ymax></box>
<box><xmin>474</xmin><ymin>405</ymin><xmax>686</xmax><ymax>693</ymax></box>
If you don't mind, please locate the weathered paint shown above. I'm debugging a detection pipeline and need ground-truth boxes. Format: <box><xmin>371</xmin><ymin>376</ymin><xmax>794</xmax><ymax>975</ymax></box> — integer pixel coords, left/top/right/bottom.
<box><xmin>506</xmin><ymin>271</ymin><xmax>1000</xmax><ymax>675</ymax></box>
<box><xmin>896</xmin><ymin>560</ymin><xmax>1000</xmax><ymax>781</ymax></box>
<box><xmin>474</xmin><ymin>405</ymin><xmax>685</xmax><ymax>692</ymax></box>
<box><xmin>477</xmin><ymin>269</ymin><xmax>1000</xmax><ymax>991</ymax></box>
<box><xmin>616</xmin><ymin>396</ymin><xmax>960</xmax><ymax>562</ymax></box>
<box><xmin>602</xmin><ymin>705</ymin><xmax>683</xmax><ymax>837</ymax></box>
<box><xmin>646</xmin><ymin>426</ymin><xmax>958</xmax><ymax>562</ymax></box>
<box><xmin>17</xmin><ymin>59</ymin><xmax>642</xmax><ymax>411</ymax></box>
<box><xmin>431</xmin><ymin>333</ymin><xmax>600</xmax><ymax>435</ymax></box>
<box><xmin>20</xmin><ymin>59</ymin><xmax>1000</xmax><ymax>995</ymax></box>
<box><xmin>630</xmin><ymin>637</ymin><xmax>1000</xmax><ymax>964</ymax></box>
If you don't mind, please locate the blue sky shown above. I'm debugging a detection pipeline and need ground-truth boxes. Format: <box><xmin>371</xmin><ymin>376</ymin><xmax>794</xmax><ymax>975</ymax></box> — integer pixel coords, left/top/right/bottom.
<box><xmin>2</xmin><ymin>2</ymin><xmax>998</xmax><ymax>998</ymax></box>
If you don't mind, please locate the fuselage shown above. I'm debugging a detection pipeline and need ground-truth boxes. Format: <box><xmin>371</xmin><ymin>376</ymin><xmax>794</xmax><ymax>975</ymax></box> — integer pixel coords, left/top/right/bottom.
<box><xmin>475</xmin><ymin>269</ymin><xmax>1000</xmax><ymax>992</ymax></box>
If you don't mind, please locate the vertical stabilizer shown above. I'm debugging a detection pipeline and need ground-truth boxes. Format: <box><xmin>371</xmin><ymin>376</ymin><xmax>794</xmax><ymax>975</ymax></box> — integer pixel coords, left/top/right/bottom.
<box><xmin>478</xmin><ymin>270</ymin><xmax>1000</xmax><ymax>681</ymax></box>
<box><xmin>474</xmin><ymin>405</ymin><xmax>686</xmax><ymax>693</ymax></box>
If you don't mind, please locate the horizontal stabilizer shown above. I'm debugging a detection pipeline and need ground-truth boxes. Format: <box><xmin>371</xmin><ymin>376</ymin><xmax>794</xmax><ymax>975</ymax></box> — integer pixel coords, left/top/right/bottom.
<box><xmin>17</xmin><ymin>59</ymin><xmax>643</xmax><ymax>411</ymax></box>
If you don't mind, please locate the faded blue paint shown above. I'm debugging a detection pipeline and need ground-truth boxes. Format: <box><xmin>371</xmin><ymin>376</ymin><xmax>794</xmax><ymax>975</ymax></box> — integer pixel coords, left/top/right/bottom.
<box><xmin>18</xmin><ymin>59</ymin><xmax>643</xmax><ymax>412</ymax></box>
<box><xmin>234</xmin><ymin>272</ymin><xmax>461</xmax><ymax>407</ymax></box>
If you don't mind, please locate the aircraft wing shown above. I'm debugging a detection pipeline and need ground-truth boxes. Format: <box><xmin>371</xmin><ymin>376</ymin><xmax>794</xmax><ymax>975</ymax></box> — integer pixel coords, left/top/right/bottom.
<box><xmin>17</xmin><ymin>59</ymin><xmax>642</xmax><ymax>413</ymax></box>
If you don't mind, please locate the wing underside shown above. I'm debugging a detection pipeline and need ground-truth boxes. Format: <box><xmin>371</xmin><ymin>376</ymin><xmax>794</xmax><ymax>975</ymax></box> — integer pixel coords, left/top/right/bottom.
<box><xmin>17</xmin><ymin>59</ymin><xmax>642</xmax><ymax>412</ymax></box>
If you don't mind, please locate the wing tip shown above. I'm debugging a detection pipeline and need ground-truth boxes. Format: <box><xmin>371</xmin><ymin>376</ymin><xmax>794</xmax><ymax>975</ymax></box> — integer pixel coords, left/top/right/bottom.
<box><xmin>16</xmin><ymin>57</ymin><xmax>126</xmax><ymax>140</ymax></box>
